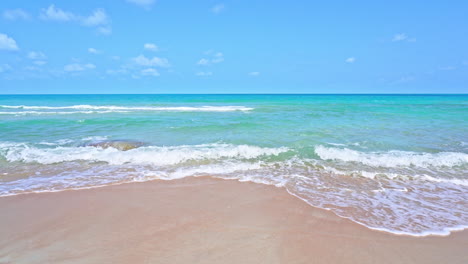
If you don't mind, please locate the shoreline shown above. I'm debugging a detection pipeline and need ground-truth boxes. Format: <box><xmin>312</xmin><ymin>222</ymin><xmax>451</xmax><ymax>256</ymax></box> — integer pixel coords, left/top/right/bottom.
<box><xmin>283</xmin><ymin>188</ymin><xmax>468</xmax><ymax>238</ymax></box>
<box><xmin>0</xmin><ymin>177</ymin><xmax>467</xmax><ymax>263</ymax></box>
<box><xmin>2</xmin><ymin>177</ymin><xmax>466</xmax><ymax>238</ymax></box>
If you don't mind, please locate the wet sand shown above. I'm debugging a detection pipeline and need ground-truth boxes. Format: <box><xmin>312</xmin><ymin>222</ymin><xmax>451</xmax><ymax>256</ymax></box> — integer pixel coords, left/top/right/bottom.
<box><xmin>0</xmin><ymin>177</ymin><xmax>466</xmax><ymax>264</ymax></box>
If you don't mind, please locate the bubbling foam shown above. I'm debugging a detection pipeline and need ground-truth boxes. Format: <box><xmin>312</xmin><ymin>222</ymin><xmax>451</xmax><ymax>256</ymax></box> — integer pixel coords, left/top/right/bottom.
<box><xmin>1</xmin><ymin>143</ymin><xmax>289</xmax><ymax>166</ymax></box>
<box><xmin>1</xmin><ymin>141</ymin><xmax>467</xmax><ymax>237</ymax></box>
<box><xmin>315</xmin><ymin>145</ymin><xmax>468</xmax><ymax>168</ymax></box>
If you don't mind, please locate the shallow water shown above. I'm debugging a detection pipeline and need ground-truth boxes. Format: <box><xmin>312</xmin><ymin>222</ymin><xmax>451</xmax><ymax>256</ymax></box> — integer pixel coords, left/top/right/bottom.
<box><xmin>0</xmin><ymin>94</ymin><xmax>467</xmax><ymax>236</ymax></box>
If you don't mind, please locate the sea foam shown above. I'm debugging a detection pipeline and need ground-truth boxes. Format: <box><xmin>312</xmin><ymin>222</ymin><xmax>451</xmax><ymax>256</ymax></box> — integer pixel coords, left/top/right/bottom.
<box><xmin>1</xmin><ymin>141</ymin><xmax>467</xmax><ymax>237</ymax></box>
<box><xmin>1</xmin><ymin>142</ymin><xmax>288</xmax><ymax>166</ymax></box>
<box><xmin>0</xmin><ymin>105</ymin><xmax>254</xmax><ymax>112</ymax></box>
<box><xmin>315</xmin><ymin>145</ymin><xmax>468</xmax><ymax>168</ymax></box>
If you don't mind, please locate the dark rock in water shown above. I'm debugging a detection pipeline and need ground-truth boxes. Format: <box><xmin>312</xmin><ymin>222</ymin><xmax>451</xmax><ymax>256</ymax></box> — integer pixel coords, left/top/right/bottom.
<box><xmin>85</xmin><ymin>140</ymin><xmax>144</xmax><ymax>151</ymax></box>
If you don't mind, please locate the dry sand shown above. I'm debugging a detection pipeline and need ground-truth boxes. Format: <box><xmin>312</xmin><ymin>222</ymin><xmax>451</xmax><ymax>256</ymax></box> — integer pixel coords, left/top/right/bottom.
<box><xmin>0</xmin><ymin>177</ymin><xmax>467</xmax><ymax>264</ymax></box>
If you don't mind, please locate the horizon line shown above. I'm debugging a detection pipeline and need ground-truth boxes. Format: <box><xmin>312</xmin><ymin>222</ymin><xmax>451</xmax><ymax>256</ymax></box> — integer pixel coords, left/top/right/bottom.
<box><xmin>0</xmin><ymin>93</ymin><xmax>467</xmax><ymax>96</ymax></box>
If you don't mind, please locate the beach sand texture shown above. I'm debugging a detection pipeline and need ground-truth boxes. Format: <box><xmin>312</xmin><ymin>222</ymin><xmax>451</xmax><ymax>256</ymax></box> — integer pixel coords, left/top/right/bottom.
<box><xmin>0</xmin><ymin>177</ymin><xmax>466</xmax><ymax>264</ymax></box>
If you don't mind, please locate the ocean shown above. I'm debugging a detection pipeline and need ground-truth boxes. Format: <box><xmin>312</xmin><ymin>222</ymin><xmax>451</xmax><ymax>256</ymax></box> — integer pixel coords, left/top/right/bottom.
<box><xmin>0</xmin><ymin>94</ymin><xmax>467</xmax><ymax>236</ymax></box>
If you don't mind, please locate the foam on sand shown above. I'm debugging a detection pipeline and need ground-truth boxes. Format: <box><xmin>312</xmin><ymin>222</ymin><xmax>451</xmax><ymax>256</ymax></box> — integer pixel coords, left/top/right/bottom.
<box><xmin>2</xmin><ymin>177</ymin><xmax>467</xmax><ymax>263</ymax></box>
<box><xmin>1</xmin><ymin>141</ymin><xmax>467</xmax><ymax>237</ymax></box>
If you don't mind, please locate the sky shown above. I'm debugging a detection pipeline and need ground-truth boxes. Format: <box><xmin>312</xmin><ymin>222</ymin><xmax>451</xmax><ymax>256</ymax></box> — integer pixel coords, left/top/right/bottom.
<box><xmin>0</xmin><ymin>0</ymin><xmax>467</xmax><ymax>94</ymax></box>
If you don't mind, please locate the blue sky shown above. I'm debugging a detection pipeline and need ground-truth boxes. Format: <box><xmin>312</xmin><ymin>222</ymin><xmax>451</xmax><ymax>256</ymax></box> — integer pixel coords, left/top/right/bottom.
<box><xmin>0</xmin><ymin>0</ymin><xmax>467</xmax><ymax>94</ymax></box>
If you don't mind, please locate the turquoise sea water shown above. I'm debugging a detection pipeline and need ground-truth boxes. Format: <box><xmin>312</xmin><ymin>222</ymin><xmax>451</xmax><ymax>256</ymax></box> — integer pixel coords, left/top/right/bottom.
<box><xmin>0</xmin><ymin>94</ymin><xmax>467</xmax><ymax>236</ymax></box>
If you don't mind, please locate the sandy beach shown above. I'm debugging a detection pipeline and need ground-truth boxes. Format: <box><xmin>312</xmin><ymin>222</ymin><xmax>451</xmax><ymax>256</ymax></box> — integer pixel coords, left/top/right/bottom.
<box><xmin>0</xmin><ymin>177</ymin><xmax>466</xmax><ymax>264</ymax></box>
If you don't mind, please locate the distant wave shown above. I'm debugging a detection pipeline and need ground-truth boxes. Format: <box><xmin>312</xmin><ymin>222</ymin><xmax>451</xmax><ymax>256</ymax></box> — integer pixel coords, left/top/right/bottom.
<box><xmin>0</xmin><ymin>105</ymin><xmax>254</xmax><ymax>112</ymax></box>
<box><xmin>315</xmin><ymin>145</ymin><xmax>468</xmax><ymax>168</ymax></box>
<box><xmin>0</xmin><ymin>111</ymin><xmax>130</xmax><ymax>115</ymax></box>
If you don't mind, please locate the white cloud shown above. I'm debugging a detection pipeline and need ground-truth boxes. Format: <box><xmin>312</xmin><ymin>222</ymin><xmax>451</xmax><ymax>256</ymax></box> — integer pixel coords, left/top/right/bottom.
<box><xmin>345</xmin><ymin>57</ymin><xmax>356</xmax><ymax>63</ymax></box>
<box><xmin>248</xmin><ymin>71</ymin><xmax>260</xmax><ymax>76</ymax></box>
<box><xmin>392</xmin><ymin>33</ymin><xmax>407</xmax><ymax>42</ymax></box>
<box><xmin>97</xmin><ymin>26</ymin><xmax>112</xmax><ymax>35</ymax></box>
<box><xmin>211</xmin><ymin>4</ymin><xmax>225</xmax><ymax>14</ymax></box>
<box><xmin>40</xmin><ymin>5</ymin><xmax>111</xmax><ymax>35</ymax></box>
<box><xmin>197</xmin><ymin>58</ymin><xmax>210</xmax><ymax>65</ymax></box>
<box><xmin>0</xmin><ymin>33</ymin><xmax>19</xmax><ymax>50</ymax></box>
<box><xmin>82</xmin><ymin>9</ymin><xmax>109</xmax><ymax>27</ymax></box>
<box><xmin>392</xmin><ymin>33</ymin><xmax>416</xmax><ymax>42</ymax></box>
<box><xmin>141</xmin><ymin>68</ymin><xmax>160</xmax><ymax>76</ymax></box>
<box><xmin>211</xmin><ymin>52</ymin><xmax>224</xmax><ymax>63</ymax></box>
<box><xmin>27</xmin><ymin>51</ymin><xmax>47</xmax><ymax>66</ymax></box>
<box><xmin>144</xmin><ymin>43</ymin><xmax>159</xmax><ymax>51</ymax></box>
<box><xmin>196</xmin><ymin>71</ymin><xmax>213</xmax><ymax>76</ymax></box>
<box><xmin>197</xmin><ymin>51</ymin><xmax>224</xmax><ymax>65</ymax></box>
<box><xmin>133</xmin><ymin>55</ymin><xmax>170</xmax><ymax>67</ymax></box>
<box><xmin>64</xmin><ymin>63</ymin><xmax>96</xmax><ymax>72</ymax></box>
<box><xmin>88</xmin><ymin>48</ymin><xmax>100</xmax><ymax>54</ymax></box>
<box><xmin>80</xmin><ymin>9</ymin><xmax>111</xmax><ymax>35</ymax></box>
<box><xmin>106</xmin><ymin>68</ymin><xmax>128</xmax><ymax>75</ymax></box>
<box><xmin>3</xmin><ymin>9</ymin><xmax>30</xmax><ymax>21</ymax></box>
<box><xmin>40</xmin><ymin>5</ymin><xmax>76</xmax><ymax>21</ymax></box>
<box><xmin>127</xmin><ymin>0</ymin><xmax>156</xmax><ymax>8</ymax></box>
<box><xmin>33</xmin><ymin>61</ymin><xmax>47</xmax><ymax>66</ymax></box>
<box><xmin>27</xmin><ymin>51</ymin><xmax>46</xmax><ymax>60</ymax></box>
<box><xmin>0</xmin><ymin>64</ymin><xmax>12</xmax><ymax>72</ymax></box>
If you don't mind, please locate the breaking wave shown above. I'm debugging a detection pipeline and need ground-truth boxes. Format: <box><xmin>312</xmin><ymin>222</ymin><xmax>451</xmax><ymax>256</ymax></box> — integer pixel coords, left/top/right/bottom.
<box><xmin>315</xmin><ymin>145</ymin><xmax>468</xmax><ymax>168</ymax></box>
<box><xmin>1</xmin><ymin>141</ymin><xmax>467</xmax><ymax>237</ymax></box>
<box><xmin>0</xmin><ymin>142</ymin><xmax>288</xmax><ymax>166</ymax></box>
